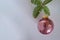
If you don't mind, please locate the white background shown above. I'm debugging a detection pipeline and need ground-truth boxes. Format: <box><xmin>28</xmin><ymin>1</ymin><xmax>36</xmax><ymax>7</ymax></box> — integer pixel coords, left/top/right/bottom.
<box><xmin>0</xmin><ymin>0</ymin><xmax>60</xmax><ymax>40</ymax></box>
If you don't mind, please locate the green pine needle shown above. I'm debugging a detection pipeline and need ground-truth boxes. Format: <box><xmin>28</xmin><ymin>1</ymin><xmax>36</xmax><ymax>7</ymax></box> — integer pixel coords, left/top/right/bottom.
<box><xmin>42</xmin><ymin>0</ymin><xmax>52</xmax><ymax>5</ymax></box>
<box><xmin>43</xmin><ymin>6</ymin><xmax>50</xmax><ymax>16</ymax></box>
<box><xmin>31</xmin><ymin>0</ymin><xmax>42</xmax><ymax>5</ymax></box>
<box><xmin>33</xmin><ymin>6</ymin><xmax>42</xmax><ymax>18</ymax></box>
